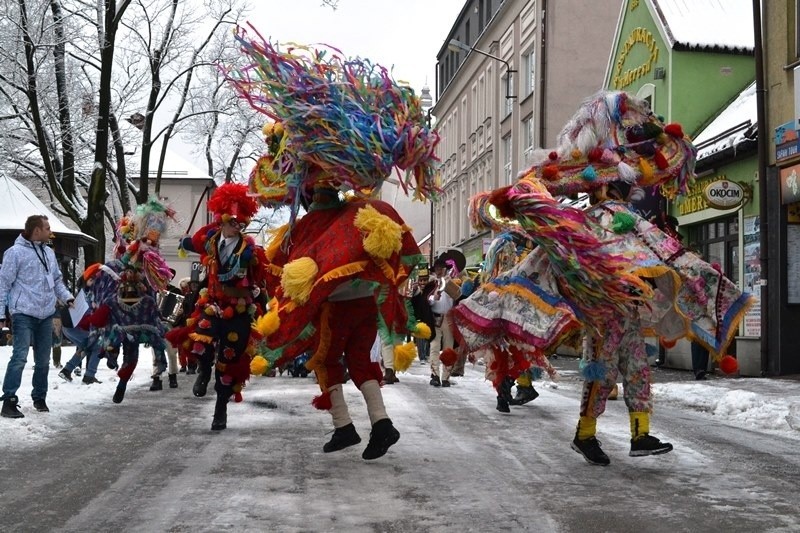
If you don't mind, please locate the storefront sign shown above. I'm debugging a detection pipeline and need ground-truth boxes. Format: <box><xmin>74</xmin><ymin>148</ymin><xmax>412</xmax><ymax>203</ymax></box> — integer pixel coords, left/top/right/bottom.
<box><xmin>677</xmin><ymin>175</ymin><xmax>717</xmax><ymax>215</ymax></box>
<box><xmin>775</xmin><ymin>120</ymin><xmax>800</xmax><ymax>162</ymax></box>
<box><xmin>703</xmin><ymin>179</ymin><xmax>745</xmax><ymax>210</ymax></box>
<box><xmin>780</xmin><ymin>163</ymin><xmax>800</xmax><ymax>205</ymax></box>
<box><xmin>612</xmin><ymin>27</ymin><xmax>660</xmax><ymax>90</ymax></box>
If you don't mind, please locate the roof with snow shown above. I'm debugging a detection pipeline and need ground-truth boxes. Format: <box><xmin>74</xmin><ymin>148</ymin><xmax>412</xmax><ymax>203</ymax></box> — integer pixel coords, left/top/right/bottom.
<box><xmin>0</xmin><ymin>176</ymin><xmax>97</xmax><ymax>245</ymax></box>
<box><xmin>693</xmin><ymin>81</ymin><xmax>757</xmax><ymax>162</ymax></box>
<box><xmin>652</xmin><ymin>0</ymin><xmax>754</xmax><ymax>53</ymax></box>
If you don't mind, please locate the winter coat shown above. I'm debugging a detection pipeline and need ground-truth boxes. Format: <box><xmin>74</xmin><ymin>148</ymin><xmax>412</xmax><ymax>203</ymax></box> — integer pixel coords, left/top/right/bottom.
<box><xmin>0</xmin><ymin>234</ymin><xmax>73</xmax><ymax>320</ymax></box>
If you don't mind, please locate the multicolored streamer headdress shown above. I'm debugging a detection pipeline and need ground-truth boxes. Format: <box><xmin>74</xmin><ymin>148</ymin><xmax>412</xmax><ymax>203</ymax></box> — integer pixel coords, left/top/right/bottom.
<box><xmin>521</xmin><ymin>91</ymin><xmax>696</xmax><ymax>199</ymax></box>
<box><xmin>226</xmin><ymin>24</ymin><xmax>441</xmax><ymax>220</ymax></box>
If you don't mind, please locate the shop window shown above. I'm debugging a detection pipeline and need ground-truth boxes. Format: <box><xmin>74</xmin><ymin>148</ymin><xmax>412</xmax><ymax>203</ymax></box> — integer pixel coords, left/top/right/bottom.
<box><xmin>688</xmin><ymin>215</ymin><xmax>738</xmax><ymax>282</ymax></box>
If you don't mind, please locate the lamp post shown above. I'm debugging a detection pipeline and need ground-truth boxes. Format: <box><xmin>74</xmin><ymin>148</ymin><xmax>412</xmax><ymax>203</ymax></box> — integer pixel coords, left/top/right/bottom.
<box><xmin>422</xmin><ymin>84</ymin><xmax>435</xmax><ymax>267</ymax></box>
<box><xmin>447</xmin><ymin>39</ymin><xmax>517</xmax><ymax>100</ymax></box>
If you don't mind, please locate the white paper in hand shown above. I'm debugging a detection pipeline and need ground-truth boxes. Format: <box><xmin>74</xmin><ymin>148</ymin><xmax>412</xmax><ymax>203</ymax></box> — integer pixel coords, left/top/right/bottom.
<box><xmin>68</xmin><ymin>290</ymin><xmax>90</xmax><ymax>327</ymax></box>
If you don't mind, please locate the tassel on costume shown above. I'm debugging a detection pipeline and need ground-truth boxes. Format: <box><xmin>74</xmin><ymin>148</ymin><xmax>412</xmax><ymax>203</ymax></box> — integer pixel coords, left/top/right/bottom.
<box><xmin>253</xmin><ymin>305</ymin><xmax>280</xmax><ymax>337</ymax></box>
<box><xmin>281</xmin><ymin>256</ymin><xmax>318</xmax><ymax>304</ymax></box>
<box><xmin>412</xmin><ymin>322</ymin><xmax>432</xmax><ymax>340</ymax></box>
<box><xmin>250</xmin><ymin>355</ymin><xmax>269</xmax><ymax>376</ymax></box>
<box><xmin>393</xmin><ymin>342</ymin><xmax>417</xmax><ymax>372</ymax></box>
<box><xmin>440</xmin><ymin>347</ymin><xmax>458</xmax><ymax>367</ymax></box>
<box><xmin>312</xmin><ymin>391</ymin><xmax>332</xmax><ymax>410</ymax></box>
<box><xmin>354</xmin><ymin>205</ymin><xmax>403</xmax><ymax>259</ymax></box>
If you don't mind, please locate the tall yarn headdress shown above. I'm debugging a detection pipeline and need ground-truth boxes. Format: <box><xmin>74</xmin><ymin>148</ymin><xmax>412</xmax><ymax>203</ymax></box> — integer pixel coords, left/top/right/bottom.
<box><xmin>225</xmin><ymin>24</ymin><xmax>441</xmax><ymax>226</ymax></box>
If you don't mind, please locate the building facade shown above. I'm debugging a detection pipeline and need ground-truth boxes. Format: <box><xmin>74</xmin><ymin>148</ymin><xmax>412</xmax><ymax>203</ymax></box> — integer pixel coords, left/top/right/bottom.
<box><xmin>431</xmin><ymin>0</ymin><xmax>624</xmax><ymax>266</ymax></box>
<box><xmin>761</xmin><ymin>1</ymin><xmax>800</xmax><ymax>375</ymax></box>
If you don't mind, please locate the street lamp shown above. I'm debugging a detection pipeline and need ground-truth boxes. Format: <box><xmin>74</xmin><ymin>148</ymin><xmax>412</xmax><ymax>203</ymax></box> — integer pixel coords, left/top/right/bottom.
<box><xmin>423</xmin><ymin>90</ymin><xmax>436</xmax><ymax>267</ymax></box>
<box><xmin>447</xmin><ymin>39</ymin><xmax>517</xmax><ymax>100</ymax></box>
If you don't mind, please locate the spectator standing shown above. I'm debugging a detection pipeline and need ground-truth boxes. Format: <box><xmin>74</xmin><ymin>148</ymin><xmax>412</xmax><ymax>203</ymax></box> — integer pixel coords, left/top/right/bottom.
<box><xmin>0</xmin><ymin>215</ymin><xmax>74</xmax><ymax>418</ymax></box>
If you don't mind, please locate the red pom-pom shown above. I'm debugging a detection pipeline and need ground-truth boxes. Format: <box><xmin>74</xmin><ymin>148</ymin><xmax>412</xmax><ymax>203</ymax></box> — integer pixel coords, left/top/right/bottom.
<box><xmin>311</xmin><ymin>391</ymin><xmax>332</xmax><ymax>410</ymax></box>
<box><xmin>654</xmin><ymin>149</ymin><xmax>669</xmax><ymax>170</ymax></box>
<box><xmin>548</xmin><ymin>151</ymin><xmax>558</xmax><ymax>160</ymax></box>
<box><xmin>720</xmin><ymin>355</ymin><xmax>738</xmax><ymax>375</ymax></box>
<box><xmin>488</xmin><ymin>186</ymin><xmax>516</xmax><ymax>220</ymax></box>
<box><xmin>588</xmin><ymin>148</ymin><xmax>604</xmax><ymax>162</ymax></box>
<box><xmin>440</xmin><ymin>348</ymin><xmax>458</xmax><ymax>367</ymax></box>
<box><xmin>198</xmin><ymin>318</ymin><xmax>211</xmax><ymax>330</ymax></box>
<box><xmin>234</xmin><ymin>391</ymin><xmax>243</xmax><ymax>403</ymax></box>
<box><xmin>207</xmin><ymin>182</ymin><xmax>258</xmax><ymax>222</ymax></box>
<box><xmin>222</xmin><ymin>306</ymin><xmax>235</xmax><ymax>319</ymax></box>
<box><xmin>192</xmin><ymin>342</ymin><xmax>206</xmax><ymax>354</ymax></box>
<box><xmin>542</xmin><ymin>165</ymin><xmax>560</xmax><ymax>181</ymax></box>
<box><xmin>664</xmin><ymin>123</ymin><xmax>684</xmax><ymax>138</ymax></box>
<box><xmin>660</xmin><ymin>337</ymin><xmax>677</xmax><ymax>349</ymax></box>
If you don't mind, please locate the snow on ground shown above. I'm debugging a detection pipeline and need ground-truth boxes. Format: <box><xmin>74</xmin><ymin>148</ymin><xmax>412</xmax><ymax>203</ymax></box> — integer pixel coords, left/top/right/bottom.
<box><xmin>1</xmin><ymin>345</ymin><xmax>799</xmax><ymax>450</ymax></box>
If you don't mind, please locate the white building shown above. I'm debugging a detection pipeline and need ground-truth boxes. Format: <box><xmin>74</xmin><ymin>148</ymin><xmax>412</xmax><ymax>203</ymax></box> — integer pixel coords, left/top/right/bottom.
<box><xmin>432</xmin><ymin>0</ymin><xmax>624</xmax><ymax>265</ymax></box>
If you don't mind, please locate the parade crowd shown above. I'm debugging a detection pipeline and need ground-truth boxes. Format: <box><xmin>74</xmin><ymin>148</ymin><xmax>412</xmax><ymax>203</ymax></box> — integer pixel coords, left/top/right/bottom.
<box><xmin>0</xmin><ymin>29</ymin><xmax>753</xmax><ymax>467</ymax></box>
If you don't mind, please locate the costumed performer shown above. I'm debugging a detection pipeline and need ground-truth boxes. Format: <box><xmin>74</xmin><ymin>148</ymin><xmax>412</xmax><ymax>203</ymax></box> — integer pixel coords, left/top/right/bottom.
<box><xmin>177</xmin><ymin>182</ymin><xmax>270</xmax><ymax>431</ymax></box>
<box><xmin>227</xmin><ymin>26</ymin><xmax>438</xmax><ymax>460</ymax></box>
<box><xmin>454</xmin><ymin>91</ymin><xmax>754</xmax><ymax>465</ymax></box>
<box><xmin>89</xmin><ymin>199</ymin><xmax>177</xmax><ymax>404</ymax></box>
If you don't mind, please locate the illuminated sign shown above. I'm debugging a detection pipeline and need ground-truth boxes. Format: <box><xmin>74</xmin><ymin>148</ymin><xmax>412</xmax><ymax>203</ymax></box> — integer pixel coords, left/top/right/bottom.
<box><xmin>612</xmin><ymin>27</ymin><xmax>661</xmax><ymax>90</ymax></box>
<box><xmin>703</xmin><ymin>179</ymin><xmax>745</xmax><ymax>210</ymax></box>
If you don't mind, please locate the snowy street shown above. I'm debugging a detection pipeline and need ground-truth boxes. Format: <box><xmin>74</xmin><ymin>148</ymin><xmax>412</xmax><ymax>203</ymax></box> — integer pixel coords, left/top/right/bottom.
<box><xmin>1</xmin><ymin>347</ymin><xmax>799</xmax><ymax>533</ymax></box>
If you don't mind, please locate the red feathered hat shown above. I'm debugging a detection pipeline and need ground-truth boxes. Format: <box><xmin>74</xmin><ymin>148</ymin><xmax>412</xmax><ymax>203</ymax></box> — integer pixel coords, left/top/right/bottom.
<box><xmin>207</xmin><ymin>183</ymin><xmax>258</xmax><ymax>224</ymax></box>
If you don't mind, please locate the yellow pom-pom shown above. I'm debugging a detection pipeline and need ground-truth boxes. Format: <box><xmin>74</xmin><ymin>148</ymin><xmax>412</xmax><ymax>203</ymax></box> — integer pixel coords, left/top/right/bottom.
<box><xmin>281</xmin><ymin>256</ymin><xmax>318</xmax><ymax>304</ymax></box>
<box><xmin>354</xmin><ymin>205</ymin><xmax>402</xmax><ymax>259</ymax></box>
<box><xmin>204</xmin><ymin>306</ymin><xmax>215</xmax><ymax>316</ymax></box>
<box><xmin>393</xmin><ymin>342</ymin><xmax>417</xmax><ymax>372</ymax></box>
<box><xmin>227</xmin><ymin>332</ymin><xmax>239</xmax><ymax>342</ymax></box>
<box><xmin>261</xmin><ymin>122</ymin><xmax>274</xmax><ymax>136</ymax></box>
<box><xmin>250</xmin><ymin>355</ymin><xmax>270</xmax><ymax>375</ymax></box>
<box><xmin>273</xmin><ymin>122</ymin><xmax>284</xmax><ymax>136</ymax></box>
<box><xmin>638</xmin><ymin>158</ymin><xmax>656</xmax><ymax>186</ymax></box>
<box><xmin>236</xmin><ymin>304</ymin><xmax>247</xmax><ymax>314</ymax></box>
<box><xmin>413</xmin><ymin>322</ymin><xmax>432</xmax><ymax>340</ymax></box>
<box><xmin>253</xmin><ymin>308</ymin><xmax>280</xmax><ymax>337</ymax></box>
<box><xmin>178</xmin><ymin>247</ymin><xmax>188</xmax><ymax>259</ymax></box>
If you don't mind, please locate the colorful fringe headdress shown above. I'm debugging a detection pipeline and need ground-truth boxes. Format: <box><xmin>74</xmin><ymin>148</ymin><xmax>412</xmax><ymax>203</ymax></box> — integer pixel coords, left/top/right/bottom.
<box><xmin>226</xmin><ymin>24</ymin><xmax>441</xmax><ymax>221</ymax></box>
<box><xmin>113</xmin><ymin>197</ymin><xmax>176</xmax><ymax>292</ymax></box>
<box><xmin>520</xmin><ymin>91</ymin><xmax>696</xmax><ymax>199</ymax></box>
<box><xmin>207</xmin><ymin>182</ymin><xmax>259</xmax><ymax>225</ymax></box>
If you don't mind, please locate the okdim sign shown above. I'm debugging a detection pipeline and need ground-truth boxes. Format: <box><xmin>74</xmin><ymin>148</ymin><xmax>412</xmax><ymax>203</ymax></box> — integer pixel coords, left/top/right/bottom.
<box><xmin>703</xmin><ymin>180</ymin><xmax>745</xmax><ymax>210</ymax></box>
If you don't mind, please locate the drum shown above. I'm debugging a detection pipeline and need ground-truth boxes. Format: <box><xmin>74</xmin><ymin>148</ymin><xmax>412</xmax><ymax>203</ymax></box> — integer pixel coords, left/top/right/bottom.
<box><xmin>157</xmin><ymin>291</ymin><xmax>185</xmax><ymax>325</ymax></box>
<box><xmin>444</xmin><ymin>280</ymin><xmax>462</xmax><ymax>300</ymax></box>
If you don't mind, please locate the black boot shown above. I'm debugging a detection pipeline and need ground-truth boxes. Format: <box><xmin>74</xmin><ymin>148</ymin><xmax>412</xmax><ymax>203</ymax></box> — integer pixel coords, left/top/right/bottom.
<box><xmin>193</xmin><ymin>365</ymin><xmax>212</xmax><ymax>397</ymax></box>
<box><xmin>112</xmin><ymin>383</ymin><xmax>127</xmax><ymax>404</ymax></box>
<box><xmin>496</xmin><ymin>395</ymin><xmax>510</xmax><ymax>413</ymax></box>
<box><xmin>323</xmin><ymin>423</ymin><xmax>362</xmax><ymax>453</ymax></box>
<box><xmin>168</xmin><ymin>374</ymin><xmax>178</xmax><ymax>389</ymax></box>
<box><xmin>149</xmin><ymin>377</ymin><xmax>163</xmax><ymax>391</ymax></box>
<box><xmin>1</xmin><ymin>396</ymin><xmax>24</xmax><ymax>419</ymax></box>
<box><xmin>211</xmin><ymin>395</ymin><xmax>228</xmax><ymax>431</ymax></box>
<box><xmin>383</xmin><ymin>368</ymin><xmax>399</xmax><ymax>384</ymax></box>
<box><xmin>429</xmin><ymin>374</ymin><xmax>441</xmax><ymax>387</ymax></box>
<box><xmin>187</xmin><ymin>363</ymin><xmax>197</xmax><ymax>375</ymax></box>
<box><xmin>362</xmin><ymin>418</ymin><xmax>400</xmax><ymax>460</ymax></box>
<box><xmin>510</xmin><ymin>385</ymin><xmax>539</xmax><ymax>405</ymax></box>
<box><xmin>58</xmin><ymin>368</ymin><xmax>73</xmax><ymax>382</ymax></box>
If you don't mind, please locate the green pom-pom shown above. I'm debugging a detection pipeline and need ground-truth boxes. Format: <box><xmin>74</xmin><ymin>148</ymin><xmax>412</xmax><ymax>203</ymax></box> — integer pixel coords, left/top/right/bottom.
<box><xmin>642</xmin><ymin>122</ymin><xmax>663</xmax><ymax>139</ymax></box>
<box><xmin>612</xmin><ymin>212</ymin><xmax>636</xmax><ymax>234</ymax></box>
<box><xmin>582</xmin><ymin>165</ymin><xmax>597</xmax><ymax>181</ymax></box>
